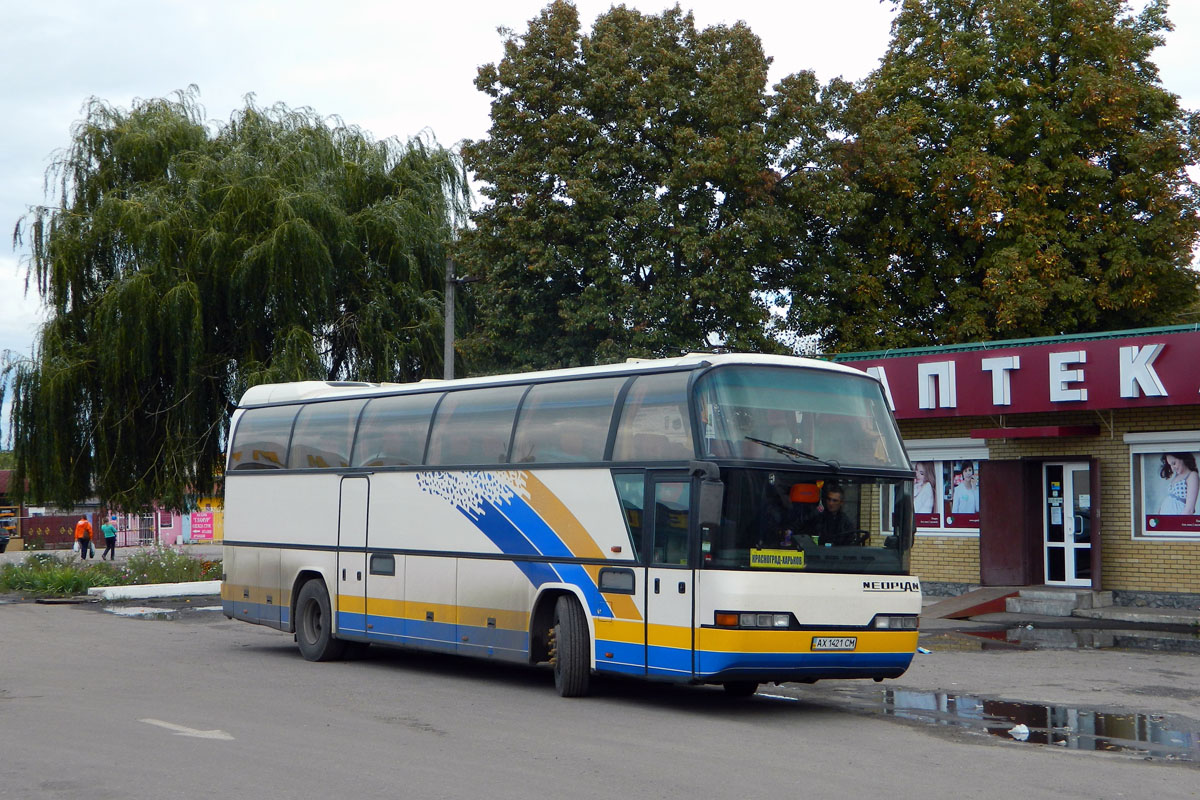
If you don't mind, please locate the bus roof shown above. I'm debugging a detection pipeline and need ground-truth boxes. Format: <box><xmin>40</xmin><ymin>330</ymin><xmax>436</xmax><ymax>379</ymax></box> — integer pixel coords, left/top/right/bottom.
<box><xmin>236</xmin><ymin>353</ymin><xmax>872</xmax><ymax>408</ymax></box>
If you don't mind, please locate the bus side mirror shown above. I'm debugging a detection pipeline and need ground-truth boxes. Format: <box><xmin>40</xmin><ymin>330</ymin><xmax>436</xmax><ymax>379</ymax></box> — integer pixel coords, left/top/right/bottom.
<box><xmin>690</xmin><ymin>461</ymin><xmax>723</xmax><ymax>535</ymax></box>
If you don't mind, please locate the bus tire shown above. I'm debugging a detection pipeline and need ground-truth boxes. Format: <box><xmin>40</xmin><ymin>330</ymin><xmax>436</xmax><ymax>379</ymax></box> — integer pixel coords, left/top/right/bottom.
<box><xmin>552</xmin><ymin>595</ymin><xmax>591</xmax><ymax>697</ymax></box>
<box><xmin>723</xmin><ymin>681</ymin><xmax>759</xmax><ymax>697</ymax></box>
<box><xmin>295</xmin><ymin>579</ymin><xmax>346</xmax><ymax>662</ymax></box>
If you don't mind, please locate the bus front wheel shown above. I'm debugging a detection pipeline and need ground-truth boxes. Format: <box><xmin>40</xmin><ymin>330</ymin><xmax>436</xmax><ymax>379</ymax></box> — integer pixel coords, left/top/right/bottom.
<box><xmin>551</xmin><ymin>595</ymin><xmax>591</xmax><ymax>697</ymax></box>
<box><xmin>723</xmin><ymin>681</ymin><xmax>759</xmax><ymax>697</ymax></box>
<box><xmin>295</xmin><ymin>580</ymin><xmax>346</xmax><ymax>662</ymax></box>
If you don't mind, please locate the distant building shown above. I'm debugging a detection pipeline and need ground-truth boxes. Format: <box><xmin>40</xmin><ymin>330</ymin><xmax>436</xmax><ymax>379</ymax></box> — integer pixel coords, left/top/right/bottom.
<box><xmin>0</xmin><ymin>469</ymin><xmax>222</xmax><ymax>550</ymax></box>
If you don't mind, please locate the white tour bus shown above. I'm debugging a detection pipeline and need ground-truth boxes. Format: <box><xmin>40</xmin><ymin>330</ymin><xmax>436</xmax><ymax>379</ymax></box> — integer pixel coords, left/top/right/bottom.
<box><xmin>222</xmin><ymin>353</ymin><xmax>921</xmax><ymax>696</ymax></box>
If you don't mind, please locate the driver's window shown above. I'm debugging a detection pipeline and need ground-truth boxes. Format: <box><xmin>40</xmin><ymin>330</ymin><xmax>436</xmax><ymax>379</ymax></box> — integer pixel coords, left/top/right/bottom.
<box><xmin>652</xmin><ymin>481</ymin><xmax>691</xmax><ymax>565</ymax></box>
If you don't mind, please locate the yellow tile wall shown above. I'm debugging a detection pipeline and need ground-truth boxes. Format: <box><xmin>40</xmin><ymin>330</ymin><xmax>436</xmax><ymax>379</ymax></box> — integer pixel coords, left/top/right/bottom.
<box><xmin>898</xmin><ymin>408</ymin><xmax>1200</xmax><ymax>594</ymax></box>
<box><xmin>910</xmin><ymin>535</ymin><xmax>980</xmax><ymax>583</ymax></box>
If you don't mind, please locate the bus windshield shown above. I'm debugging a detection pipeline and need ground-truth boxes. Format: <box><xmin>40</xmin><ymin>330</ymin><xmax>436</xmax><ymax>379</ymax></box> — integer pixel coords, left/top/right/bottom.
<box><xmin>694</xmin><ymin>365</ymin><xmax>908</xmax><ymax>470</ymax></box>
<box><xmin>702</xmin><ymin>468</ymin><xmax>913</xmax><ymax>575</ymax></box>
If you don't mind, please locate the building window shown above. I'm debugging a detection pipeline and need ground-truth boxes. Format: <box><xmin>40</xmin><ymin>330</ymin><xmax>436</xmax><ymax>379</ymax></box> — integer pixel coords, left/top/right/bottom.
<box><xmin>904</xmin><ymin>439</ymin><xmax>988</xmax><ymax>535</ymax></box>
<box><xmin>1126</xmin><ymin>431</ymin><xmax>1200</xmax><ymax>540</ymax></box>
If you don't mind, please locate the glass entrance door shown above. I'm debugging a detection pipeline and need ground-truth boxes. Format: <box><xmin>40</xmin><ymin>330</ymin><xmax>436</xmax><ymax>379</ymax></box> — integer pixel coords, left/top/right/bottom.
<box><xmin>1043</xmin><ymin>463</ymin><xmax>1091</xmax><ymax>587</ymax></box>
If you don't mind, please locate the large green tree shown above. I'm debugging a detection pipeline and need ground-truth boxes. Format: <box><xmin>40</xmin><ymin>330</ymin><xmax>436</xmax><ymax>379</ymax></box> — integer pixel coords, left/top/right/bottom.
<box><xmin>457</xmin><ymin>1</ymin><xmax>792</xmax><ymax>371</ymax></box>
<box><xmin>784</xmin><ymin>0</ymin><xmax>1200</xmax><ymax>351</ymax></box>
<box><xmin>7</xmin><ymin>87</ymin><xmax>467</xmax><ymax>509</ymax></box>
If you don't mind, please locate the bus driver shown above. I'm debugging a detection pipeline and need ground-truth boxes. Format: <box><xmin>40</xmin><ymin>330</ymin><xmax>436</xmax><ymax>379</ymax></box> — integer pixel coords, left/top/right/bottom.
<box><xmin>795</xmin><ymin>483</ymin><xmax>860</xmax><ymax>546</ymax></box>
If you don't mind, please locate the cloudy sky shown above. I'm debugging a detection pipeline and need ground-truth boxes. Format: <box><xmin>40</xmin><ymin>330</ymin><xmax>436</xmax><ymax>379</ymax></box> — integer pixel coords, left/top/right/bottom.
<box><xmin>1</xmin><ymin>0</ymin><xmax>1197</xmax><ymax>401</ymax></box>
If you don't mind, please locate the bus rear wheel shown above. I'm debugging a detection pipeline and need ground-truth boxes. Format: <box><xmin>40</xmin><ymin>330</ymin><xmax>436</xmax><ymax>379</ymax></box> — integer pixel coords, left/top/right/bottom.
<box><xmin>723</xmin><ymin>681</ymin><xmax>759</xmax><ymax>697</ymax></box>
<box><xmin>551</xmin><ymin>595</ymin><xmax>591</xmax><ymax>697</ymax></box>
<box><xmin>295</xmin><ymin>579</ymin><xmax>346</xmax><ymax>662</ymax></box>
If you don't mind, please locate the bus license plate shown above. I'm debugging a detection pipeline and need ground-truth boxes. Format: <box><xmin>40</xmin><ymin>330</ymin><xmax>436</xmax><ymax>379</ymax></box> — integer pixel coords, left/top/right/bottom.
<box><xmin>812</xmin><ymin>636</ymin><xmax>856</xmax><ymax>651</ymax></box>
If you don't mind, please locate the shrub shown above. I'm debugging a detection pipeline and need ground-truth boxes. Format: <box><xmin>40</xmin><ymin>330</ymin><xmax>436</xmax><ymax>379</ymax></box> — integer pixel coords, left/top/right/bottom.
<box><xmin>0</xmin><ymin>547</ymin><xmax>218</xmax><ymax>596</ymax></box>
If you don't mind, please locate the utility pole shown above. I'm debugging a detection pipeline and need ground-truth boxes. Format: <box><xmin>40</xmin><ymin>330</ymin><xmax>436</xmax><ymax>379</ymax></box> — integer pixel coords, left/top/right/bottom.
<box><xmin>444</xmin><ymin>257</ymin><xmax>455</xmax><ymax>380</ymax></box>
<box><xmin>444</xmin><ymin>257</ymin><xmax>481</xmax><ymax>381</ymax></box>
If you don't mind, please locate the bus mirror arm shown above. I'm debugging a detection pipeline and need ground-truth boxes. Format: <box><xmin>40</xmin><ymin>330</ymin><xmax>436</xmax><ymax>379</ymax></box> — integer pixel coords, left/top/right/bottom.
<box><xmin>691</xmin><ymin>461</ymin><xmax>724</xmax><ymax>536</ymax></box>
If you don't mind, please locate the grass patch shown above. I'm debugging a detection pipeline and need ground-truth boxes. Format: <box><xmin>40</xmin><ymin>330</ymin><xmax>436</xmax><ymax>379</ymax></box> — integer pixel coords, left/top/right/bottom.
<box><xmin>0</xmin><ymin>548</ymin><xmax>220</xmax><ymax>596</ymax></box>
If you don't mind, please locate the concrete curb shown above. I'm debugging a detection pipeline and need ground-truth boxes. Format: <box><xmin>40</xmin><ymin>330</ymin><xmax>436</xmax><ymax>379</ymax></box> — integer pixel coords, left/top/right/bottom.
<box><xmin>87</xmin><ymin>581</ymin><xmax>222</xmax><ymax>601</ymax></box>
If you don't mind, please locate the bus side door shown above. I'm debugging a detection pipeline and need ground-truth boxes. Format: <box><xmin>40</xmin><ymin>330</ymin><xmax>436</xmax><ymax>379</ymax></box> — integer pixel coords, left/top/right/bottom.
<box><xmin>336</xmin><ymin>476</ymin><xmax>369</xmax><ymax>635</ymax></box>
<box><xmin>643</xmin><ymin>475</ymin><xmax>694</xmax><ymax>680</ymax></box>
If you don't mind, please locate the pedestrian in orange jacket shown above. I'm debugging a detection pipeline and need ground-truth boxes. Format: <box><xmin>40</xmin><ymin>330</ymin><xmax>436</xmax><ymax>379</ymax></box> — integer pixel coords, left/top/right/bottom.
<box><xmin>74</xmin><ymin>517</ymin><xmax>94</xmax><ymax>561</ymax></box>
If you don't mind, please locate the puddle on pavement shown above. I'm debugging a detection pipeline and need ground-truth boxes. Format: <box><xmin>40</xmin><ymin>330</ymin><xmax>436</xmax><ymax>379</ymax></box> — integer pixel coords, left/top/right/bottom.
<box><xmin>104</xmin><ymin>604</ymin><xmax>223</xmax><ymax>621</ymax></box>
<box><xmin>921</xmin><ymin>627</ymin><xmax>1200</xmax><ymax>655</ymax></box>
<box><xmin>877</xmin><ymin>688</ymin><xmax>1200</xmax><ymax>761</ymax></box>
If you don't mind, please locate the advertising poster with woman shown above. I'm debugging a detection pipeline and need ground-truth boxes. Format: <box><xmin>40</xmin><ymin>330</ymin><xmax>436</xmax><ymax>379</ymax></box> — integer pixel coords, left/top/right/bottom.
<box><xmin>944</xmin><ymin>460</ymin><xmax>980</xmax><ymax>528</ymax></box>
<box><xmin>1143</xmin><ymin>452</ymin><xmax>1200</xmax><ymax>533</ymax></box>
<box><xmin>912</xmin><ymin>461</ymin><xmax>941</xmax><ymax>528</ymax></box>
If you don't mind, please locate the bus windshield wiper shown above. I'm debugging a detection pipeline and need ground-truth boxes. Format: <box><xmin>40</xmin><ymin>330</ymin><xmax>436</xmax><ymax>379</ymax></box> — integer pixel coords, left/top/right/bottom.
<box><xmin>744</xmin><ymin>436</ymin><xmax>840</xmax><ymax>471</ymax></box>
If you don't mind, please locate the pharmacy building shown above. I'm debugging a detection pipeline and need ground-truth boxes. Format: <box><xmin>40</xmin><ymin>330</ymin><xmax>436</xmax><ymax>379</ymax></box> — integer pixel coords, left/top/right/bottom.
<box><xmin>838</xmin><ymin>324</ymin><xmax>1200</xmax><ymax>607</ymax></box>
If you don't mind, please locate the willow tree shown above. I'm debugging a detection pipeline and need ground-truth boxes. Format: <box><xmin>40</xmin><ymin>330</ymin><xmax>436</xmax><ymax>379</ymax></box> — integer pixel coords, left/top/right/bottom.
<box><xmin>784</xmin><ymin>0</ymin><xmax>1200</xmax><ymax>351</ymax></box>
<box><xmin>7</xmin><ymin>87</ymin><xmax>468</xmax><ymax>509</ymax></box>
<box><xmin>458</xmin><ymin>2</ymin><xmax>790</xmax><ymax>371</ymax></box>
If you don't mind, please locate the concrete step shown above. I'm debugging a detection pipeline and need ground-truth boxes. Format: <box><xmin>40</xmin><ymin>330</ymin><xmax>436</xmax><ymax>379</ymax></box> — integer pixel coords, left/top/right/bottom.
<box><xmin>1006</xmin><ymin>596</ymin><xmax>1080</xmax><ymax>616</ymax></box>
<box><xmin>1006</xmin><ymin>588</ymin><xmax>1114</xmax><ymax>616</ymax></box>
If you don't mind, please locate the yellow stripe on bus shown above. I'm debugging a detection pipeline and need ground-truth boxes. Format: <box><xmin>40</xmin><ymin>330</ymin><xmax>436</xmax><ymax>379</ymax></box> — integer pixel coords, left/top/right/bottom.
<box><xmin>223</xmin><ymin>582</ymin><xmax>274</xmax><ymax>605</ymax></box>
<box><xmin>342</xmin><ymin>595</ymin><xmax>653</xmax><ymax>645</ymax></box>
<box><xmin>593</xmin><ymin>617</ymin><xmax>646</xmax><ymax>645</ymax></box>
<box><xmin>697</xmin><ymin>628</ymin><xmax>919</xmax><ymax>654</ymax></box>
<box><xmin>647</xmin><ymin>622</ymin><xmax>693</xmax><ymax>649</ymax></box>
<box><xmin>344</xmin><ymin>596</ymin><xmax>531</xmax><ymax>630</ymax></box>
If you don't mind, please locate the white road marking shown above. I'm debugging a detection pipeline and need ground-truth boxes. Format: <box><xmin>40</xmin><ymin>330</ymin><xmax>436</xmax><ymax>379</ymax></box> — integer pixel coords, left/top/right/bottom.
<box><xmin>140</xmin><ymin>718</ymin><xmax>234</xmax><ymax>740</ymax></box>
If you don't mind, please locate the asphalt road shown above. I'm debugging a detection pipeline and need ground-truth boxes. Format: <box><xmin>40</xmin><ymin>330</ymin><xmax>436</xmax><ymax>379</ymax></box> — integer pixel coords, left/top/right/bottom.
<box><xmin>1</xmin><ymin>597</ymin><xmax>1197</xmax><ymax>800</ymax></box>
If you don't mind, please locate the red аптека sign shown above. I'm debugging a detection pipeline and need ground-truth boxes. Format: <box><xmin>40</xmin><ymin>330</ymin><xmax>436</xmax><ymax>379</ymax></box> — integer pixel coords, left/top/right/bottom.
<box><xmin>843</xmin><ymin>330</ymin><xmax>1200</xmax><ymax>419</ymax></box>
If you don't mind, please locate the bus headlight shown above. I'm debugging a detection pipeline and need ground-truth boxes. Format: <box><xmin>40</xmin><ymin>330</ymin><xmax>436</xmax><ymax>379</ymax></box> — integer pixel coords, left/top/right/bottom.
<box><xmin>873</xmin><ymin>615</ymin><xmax>919</xmax><ymax>629</ymax></box>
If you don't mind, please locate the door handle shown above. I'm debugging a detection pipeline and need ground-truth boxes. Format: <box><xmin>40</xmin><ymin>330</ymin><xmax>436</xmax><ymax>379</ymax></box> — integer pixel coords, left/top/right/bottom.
<box><xmin>654</xmin><ymin>578</ymin><xmax>660</xmax><ymax>594</ymax></box>
<box><xmin>678</xmin><ymin>581</ymin><xmax>686</xmax><ymax>594</ymax></box>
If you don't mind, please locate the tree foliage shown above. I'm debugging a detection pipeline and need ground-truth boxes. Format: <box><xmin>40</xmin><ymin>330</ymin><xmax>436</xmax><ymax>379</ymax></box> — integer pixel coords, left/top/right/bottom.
<box><xmin>7</xmin><ymin>87</ymin><xmax>467</xmax><ymax>509</ymax></box>
<box><xmin>786</xmin><ymin>0</ymin><xmax>1200</xmax><ymax>351</ymax></box>
<box><xmin>457</xmin><ymin>1</ymin><xmax>792</xmax><ymax>371</ymax></box>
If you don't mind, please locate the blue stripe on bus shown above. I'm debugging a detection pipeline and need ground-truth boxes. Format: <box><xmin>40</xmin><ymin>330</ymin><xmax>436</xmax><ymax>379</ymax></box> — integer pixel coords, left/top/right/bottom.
<box><xmin>594</xmin><ymin>638</ymin><xmax>645</xmax><ymax>668</ymax></box>
<box><xmin>495</xmin><ymin>495</ymin><xmax>575</xmax><ymax>558</ymax></box>
<box><xmin>463</xmin><ymin>501</ymin><xmax>565</xmax><ymax>588</ymax></box>
<box><xmin>227</xmin><ymin>599</ymin><xmax>286</xmax><ymax>630</ymax></box>
<box><xmin>475</xmin><ymin>495</ymin><xmax>614</xmax><ymax>618</ymax></box>
<box><xmin>338</xmin><ymin>610</ymin><xmax>368</xmax><ymax>633</ymax></box>
<box><xmin>696</xmin><ymin>649</ymin><xmax>914</xmax><ymax>677</ymax></box>
<box><xmin>594</xmin><ymin>660</ymin><xmax>646</xmax><ymax>676</ymax></box>
<box><xmin>647</xmin><ymin>643</ymin><xmax>693</xmax><ymax>676</ymax></box>
<box><xmin>357</xmin><ymin>613</ymin><xmax>531</xmax><ymax>656</ymax></box>
<box><xmin>458</xmin><ymin>496</ymin><xmax>613</xmax><ymax>618</ymax></box>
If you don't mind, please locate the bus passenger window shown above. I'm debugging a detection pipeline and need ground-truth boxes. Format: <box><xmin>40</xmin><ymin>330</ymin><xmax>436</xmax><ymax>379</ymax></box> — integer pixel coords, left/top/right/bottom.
<box><xmin>229</xmin><ymin>406</ymin><xmax>299</xmax><ymax>470</ymax></box>
<box><xmin>612</xmin><ymin>373</ymin><xmax>694</xmax><ymax>462</ymax></box>
<box><xmin>510</xmin><ymin>377</ymin><xmax>624</xmax><ymax>463</ymax></box>
<box><xmin>288</xmin><ymin>400</ymin><xmax>366</xmax><ymax>470</ymax></box>
<box><xmin>426</xmin><ymin>385</ymin><xmax>526</xmax><ymax>466</ymax></box>
<box><xmin>352</xmin><ymin>392</ymin><xmax>441</xmax><ymax>467</ymax></box>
